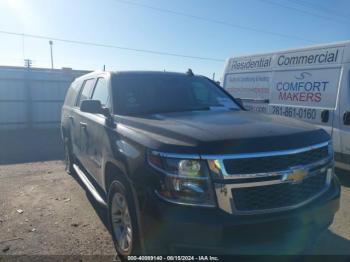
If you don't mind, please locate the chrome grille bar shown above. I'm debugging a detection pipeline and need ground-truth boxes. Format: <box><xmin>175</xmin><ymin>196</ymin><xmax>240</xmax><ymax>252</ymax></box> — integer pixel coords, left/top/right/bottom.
<box><xmin>201</xmin><ymin>141</ymin><xmax>330</xmax><ymax>160</ymax></box>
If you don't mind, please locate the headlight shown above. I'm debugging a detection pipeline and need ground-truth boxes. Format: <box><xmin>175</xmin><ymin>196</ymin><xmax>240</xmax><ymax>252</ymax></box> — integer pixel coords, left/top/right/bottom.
<box><xmin>148</xmin><ymin>151</ymin><xmax>216</xmax><ymax>207</ymax></box>
<box><xmin>207</xmin><ymin>159</ymin><xmax>225</xmax><ymax>178</ymax></box>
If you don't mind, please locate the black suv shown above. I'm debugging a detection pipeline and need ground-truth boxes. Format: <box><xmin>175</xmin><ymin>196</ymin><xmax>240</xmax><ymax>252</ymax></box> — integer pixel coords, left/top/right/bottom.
<box><xmin>61</xmin><ymin>70</ymin><xmax>340</xmax><ymax>256</ymax></box>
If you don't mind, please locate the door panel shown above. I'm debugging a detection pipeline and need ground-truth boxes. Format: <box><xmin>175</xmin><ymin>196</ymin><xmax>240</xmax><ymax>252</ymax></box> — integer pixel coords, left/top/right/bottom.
<box><xmin>337</xmin><ymin>66</ymin><xmax>350</xmax><ymax>166</ymax></box>
<box><xmin>82</xmin><ymin>113</ymin><xmax>107</xmax><ymax>186</ymax></box>
<box><xmin>84</xmin><ymin>77</ymin><xmax>111</xmax><ymax>185</ymax></box>
<box><xmin>72</xmin><ymin>78</ymin><xmax>96</xmax><ymax>168</ymax></box>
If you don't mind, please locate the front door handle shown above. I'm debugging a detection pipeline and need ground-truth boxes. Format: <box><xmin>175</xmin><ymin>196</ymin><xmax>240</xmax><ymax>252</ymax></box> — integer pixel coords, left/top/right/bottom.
<box><xmin>68</xmin><ymin>115</ymin><xmax>74</xmax><ymax>120</ymax></box>
<box><xmin>343</xmin><ymin>111</ymin><xmax>350</xmax><ymax>125</ymax></box>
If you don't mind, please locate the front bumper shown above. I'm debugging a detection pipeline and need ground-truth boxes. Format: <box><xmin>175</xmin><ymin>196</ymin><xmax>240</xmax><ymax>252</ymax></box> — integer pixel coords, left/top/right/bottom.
<box><xmin>141</xmin><ymin>176</ymin><xmax>340</xmax><ymax>254</ymax></box>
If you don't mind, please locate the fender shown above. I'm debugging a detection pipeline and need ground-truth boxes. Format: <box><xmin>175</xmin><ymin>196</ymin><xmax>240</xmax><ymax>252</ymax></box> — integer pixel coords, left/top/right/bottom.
<box><xmin>102</xmin><ymin>155</ymin><xmax>146</xmax><ymax>254</ymax></box>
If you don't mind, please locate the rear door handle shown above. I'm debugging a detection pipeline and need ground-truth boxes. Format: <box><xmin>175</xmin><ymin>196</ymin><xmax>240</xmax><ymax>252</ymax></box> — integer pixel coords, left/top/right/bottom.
<box><xmin>68</xmin><ymin>115</ymin><xmax>74</xmax><ymax>120</ymax></box>
<box><xmin>80</xmin><ymin>122</ymin><xmax>87</xmax><ymax>129</ymax></box>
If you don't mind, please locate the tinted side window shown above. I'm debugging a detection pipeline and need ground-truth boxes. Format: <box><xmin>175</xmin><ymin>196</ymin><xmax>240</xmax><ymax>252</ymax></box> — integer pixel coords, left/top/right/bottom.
<box><xmin>76</xmin><ymin>78</ymin><xmax>95</xmax><ymax>106</ymax></box>
<box><xmin>91</xmin><ymin>78</ymin><xmax>109</xmax><ymax>107</ymax></box>
<box><xmin>64</xmin><ymin>80</ymin><xmax>82</xmax><ymax>106</ymax></box>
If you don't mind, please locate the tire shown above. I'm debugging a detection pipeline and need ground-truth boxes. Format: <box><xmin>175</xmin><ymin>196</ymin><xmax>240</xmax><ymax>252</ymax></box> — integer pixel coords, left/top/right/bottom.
<box><xmin>108</xmin><ymin>179</ymin><xmax>142</xmax><ymax>259</ymax></box>
<box><xmin>64</xmin><ymin>137</ymin><xmax>74</xmax><ymax>175</ymax></box>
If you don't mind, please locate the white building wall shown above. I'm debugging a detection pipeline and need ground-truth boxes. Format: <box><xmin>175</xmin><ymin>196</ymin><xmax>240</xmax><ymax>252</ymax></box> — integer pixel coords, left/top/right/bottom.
<box><xmin>0</xmin><ymin>66</ymin><xmax>89</xmax><ymax>129</ymax></box>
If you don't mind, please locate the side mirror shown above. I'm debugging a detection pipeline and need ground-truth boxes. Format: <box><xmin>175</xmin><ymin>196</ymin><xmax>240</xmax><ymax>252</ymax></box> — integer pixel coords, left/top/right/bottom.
<box><xmin>101</xmin><ymin>107</ymin><xmax>111</xmax><ymax>118</ymax></box>
<box><xmin>101</xmin><ymin>107</ymin><xmax>116</xmax><ymax>128</ymax></box>
<box><xmin>80</xmin><ymin>100</ymin><xmax>102</xmax><ymax>114</ymax></box>
<box><xmin>80</xmin><ymin>100</ymin><xmax>116</xmax><ymax>127</ymax></box>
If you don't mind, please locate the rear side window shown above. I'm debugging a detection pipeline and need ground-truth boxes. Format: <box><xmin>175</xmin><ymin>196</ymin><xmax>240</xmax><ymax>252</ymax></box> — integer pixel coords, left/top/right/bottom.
<box><xmin>76</xmin><ymin>78</ymin><xmax>95</xmax><ymax>106</ymax></box>
<box><xmin>91</xmin><ymin>78</ymin><xmax>110</xmax><ymax>107</ymax></box>
<box><xmin>64</xmin><ymin>80</ymin><xmax>82</xmax><ymax>106</ymax></box>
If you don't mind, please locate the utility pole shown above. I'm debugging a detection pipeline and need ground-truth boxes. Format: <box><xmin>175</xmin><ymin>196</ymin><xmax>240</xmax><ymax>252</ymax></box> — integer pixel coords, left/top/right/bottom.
<box><xmin>24</xmin><ymin>59</ymin><xmax>32</xmax><ymax>128</ymax></box>
<box><xmin>49</xmin><ymin>40</ymin><xmax>54</xmax><ymax>69</ymax></box>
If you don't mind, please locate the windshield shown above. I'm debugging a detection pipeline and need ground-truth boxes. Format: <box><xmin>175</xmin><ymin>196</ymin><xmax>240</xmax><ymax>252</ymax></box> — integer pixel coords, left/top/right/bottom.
<box><xmin>112</xmin><ymin>74</ymin><xmax>239</xmax><ymax>116</ymax></box>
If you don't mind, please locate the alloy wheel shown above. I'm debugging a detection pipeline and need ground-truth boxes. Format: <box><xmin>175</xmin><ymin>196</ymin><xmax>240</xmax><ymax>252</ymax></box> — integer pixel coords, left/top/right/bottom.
<box><xmin>111</xmin><ymin>192</ymin><xmax>133</xmax><ymax>253</ymax></box>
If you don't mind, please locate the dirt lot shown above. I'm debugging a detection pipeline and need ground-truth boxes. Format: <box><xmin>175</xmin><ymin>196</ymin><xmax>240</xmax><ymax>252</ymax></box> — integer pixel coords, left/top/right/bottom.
<box><xmin>0</xmin><ymin>161</ymin><xmax>350</xmax><ymax>256</ymax></box>
<box><xmin>0</xmin><ymin>161</ymin><xmax>116</xmax><ymax>257</ymax></box>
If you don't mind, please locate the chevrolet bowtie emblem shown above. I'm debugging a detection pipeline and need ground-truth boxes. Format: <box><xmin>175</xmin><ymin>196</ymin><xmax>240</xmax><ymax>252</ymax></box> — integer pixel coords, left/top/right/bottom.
<box><xmin>283</xmin><ymin>168</ymin><xmax>308</xmax><ymax>183</ymax></box>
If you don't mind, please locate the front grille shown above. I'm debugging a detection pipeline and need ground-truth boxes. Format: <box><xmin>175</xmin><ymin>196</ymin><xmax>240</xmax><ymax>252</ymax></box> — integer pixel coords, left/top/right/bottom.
<box><xmin>223</xmin><ymin>145</ymin><xmax>329</xmax><ymax>175</ymax></box>
<box><xmin>232</xmin><ymin>172</ymin><xmax>327</xmax><ymax>212</ymax></box>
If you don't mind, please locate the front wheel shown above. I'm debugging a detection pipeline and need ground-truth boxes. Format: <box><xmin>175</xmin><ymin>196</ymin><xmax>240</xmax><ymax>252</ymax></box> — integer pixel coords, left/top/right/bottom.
<box><xmin>108</xmin><ymin>180</ymin><xmax>142</xmax><ymax>258</ymax></box>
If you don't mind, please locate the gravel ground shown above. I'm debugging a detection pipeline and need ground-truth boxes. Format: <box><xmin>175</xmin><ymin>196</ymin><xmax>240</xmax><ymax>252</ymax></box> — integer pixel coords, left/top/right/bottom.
<box><xmin>0</xmin><ymin>161</ymin><xmax>116</xmax><ymax>256</ymax></box>
<box><xmin>0</xmin><ymin>161</ymin><xmax>349</xmax><ymax>256</ymax></box>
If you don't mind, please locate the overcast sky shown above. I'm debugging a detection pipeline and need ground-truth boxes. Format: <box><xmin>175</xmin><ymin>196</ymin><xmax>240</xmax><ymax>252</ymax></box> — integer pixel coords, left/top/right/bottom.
<box><xmin>0</xmin><ymin>0</ymin><xmax>349</xmax><ymax>79</ymax></box>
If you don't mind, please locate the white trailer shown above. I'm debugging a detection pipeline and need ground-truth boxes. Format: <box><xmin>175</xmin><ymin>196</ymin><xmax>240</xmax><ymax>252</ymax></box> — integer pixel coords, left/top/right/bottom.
<box><xmin>222</xmin><ymin>41</ymin><xmax>350</xmax><ymax>171</ymax></box>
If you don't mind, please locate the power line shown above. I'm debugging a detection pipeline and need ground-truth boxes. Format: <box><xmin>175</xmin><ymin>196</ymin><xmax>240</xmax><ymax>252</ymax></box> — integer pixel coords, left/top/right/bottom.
<box><xmin>287</xmin><ymin>0</ymin><xmax>350</xmax><ymax>21</ymax></box>
<box><xmin>0</xmin><ymin>30</ymin><xmax>225</xmax><ymax>62</ymax></box>
<box><xmin>260</xmin><ymin>0</ymin><xmax>348</xmax><ymax>25</ymax></box>
<box><xmin>113</xmin><ymin>0</ymin><xmax>316</xmax><ymax>43</ymax></box>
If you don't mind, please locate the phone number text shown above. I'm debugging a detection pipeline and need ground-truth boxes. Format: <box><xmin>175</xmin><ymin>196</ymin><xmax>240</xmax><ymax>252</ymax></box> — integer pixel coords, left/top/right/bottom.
<box><xmin>271</xmin><ymin>106</ymin><xmax>317</xmax><ymax>120</ymax></box>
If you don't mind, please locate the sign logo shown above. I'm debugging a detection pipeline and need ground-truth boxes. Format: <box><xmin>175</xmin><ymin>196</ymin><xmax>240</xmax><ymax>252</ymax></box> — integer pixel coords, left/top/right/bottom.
<box><xmin>282</xmin><ymin>167</ymin><xmax>308</xmax><ymax>183</ymax></box>
<box><xmin>294</xmin><ymin>71</ymin><xmax>312</xmax><ymax>80</ymax></box>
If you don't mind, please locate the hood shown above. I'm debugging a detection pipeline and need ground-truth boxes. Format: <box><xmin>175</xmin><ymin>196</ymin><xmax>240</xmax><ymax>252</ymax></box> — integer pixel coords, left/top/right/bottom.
<box><xmin>116</xmin><ymin>110</ymin><xmax>330</xmax><ymax>155</ymax></box>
